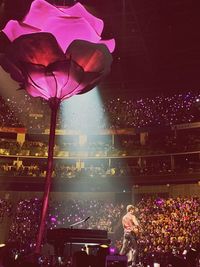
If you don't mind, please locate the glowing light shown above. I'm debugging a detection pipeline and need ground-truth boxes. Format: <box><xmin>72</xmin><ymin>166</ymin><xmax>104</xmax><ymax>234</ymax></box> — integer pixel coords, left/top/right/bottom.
<box><xmin>60</xmin><ymin>87</ymin><xmax>108</xmax><ymax>133</ymax></box>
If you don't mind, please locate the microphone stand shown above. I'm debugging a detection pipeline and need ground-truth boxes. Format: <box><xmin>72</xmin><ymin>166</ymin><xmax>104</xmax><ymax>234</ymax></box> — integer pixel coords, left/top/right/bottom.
<box><xmin>67</xmin><ymin>217</ymin><xmax>90</xmax><ymax>266</ymax></box>
<box><xmin>69</xmin><ymin>217</ymin><xmax>90</xmax><ymax>228</ymax></box>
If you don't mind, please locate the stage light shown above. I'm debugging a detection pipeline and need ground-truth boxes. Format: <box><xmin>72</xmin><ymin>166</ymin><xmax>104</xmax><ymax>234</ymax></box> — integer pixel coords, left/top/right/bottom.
<box><xmin>98</xmin><ymin>244</ymin><xmax>109</xmax><ymax>257</ymax></box>
<box><xmin>60</xmin><ymin>87</ymin><xmax>108</xmax><ymax>134</ymax></box>
<box><xmin>100</xmin><ymin>244</ymin><xmax>109</xmax><ymax>249</ymax></box>
<box><xmin>109</xmin><ymin>246</ymin><xmax>117</xmax><ymax>255</ymax></box>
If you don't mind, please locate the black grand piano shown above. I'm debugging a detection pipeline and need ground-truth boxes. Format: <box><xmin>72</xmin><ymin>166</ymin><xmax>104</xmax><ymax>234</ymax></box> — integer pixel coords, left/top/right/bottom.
<box><xmin>47</xmin><ymin>228</ymin><xmax>110</xmax><ymax>248</ymax></box>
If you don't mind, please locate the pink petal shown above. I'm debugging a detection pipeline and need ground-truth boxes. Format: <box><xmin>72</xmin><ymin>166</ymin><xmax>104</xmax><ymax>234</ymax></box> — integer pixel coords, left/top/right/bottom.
<box><xmin>3</xmin><ymin>21</ymin><xmax>40</xmax><ymax>42</ymax></box>
<box><xmin>59</xmin><ymin>3</ymin><xmax>103</xmax><ymax>36</ymax></box>
<box><xmin>99</xmin><ymin>39</ymin><xmax>116</xmax><ymax>53</ymax></box>
<box><xmin>23</xmin><ymin>0</ymin><xmax>103</xmax><ymax>35</ymax></box>
<box><xmin>40</xmin><ymin>17</ymin><xmax>102</xmax><ymax>52</ymax></box>
<box><xmin>2</xmin><ymin>0</ymin><xmax>115</xmax><ymax>53</ymax></box>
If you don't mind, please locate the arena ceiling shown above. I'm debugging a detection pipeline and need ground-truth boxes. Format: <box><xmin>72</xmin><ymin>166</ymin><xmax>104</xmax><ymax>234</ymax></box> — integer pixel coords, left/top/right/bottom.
<box><xmin>0</xmin><ymin>0</ymin><xmax>200</xmax><ymax>96</ymax></box>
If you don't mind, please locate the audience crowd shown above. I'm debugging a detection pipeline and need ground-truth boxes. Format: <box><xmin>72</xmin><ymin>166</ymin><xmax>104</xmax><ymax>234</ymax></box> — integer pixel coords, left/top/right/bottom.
<box><xmin>0</xmin><ymin>154</ymin><xmax>199</xmax><ymax>178</ymax></box>
<box><xmin>0</xmin><ymin>91</ymin><xmax>200</xmax><ymax>266</ymax></box>
<box><xmin>0</xmin><ymin>128</ymin><xmax>199</xmax><ymax>179</ymax></box>
<box><xmin>1</xmin><ymin>129</ymin><xmax>200</xmax><ymax>157</ymax></box>
<box><xmin>136</xmin><ymin>197</ymin><xmax>200</xmax><ymax>263</ymax></box>
<box><xmin>0</xmin><ymin>196</ymin><xmax>199</xmax><ymax>266</ymax></box>
<box><xmin>0</xmin><ymin>91</ymin><xmax>199</xmax><ymax>130</ymax></box>
<box><xmin>0</xmin><ymin>90</ymin><xmax>199</xmax><ymax>181</ymax></box>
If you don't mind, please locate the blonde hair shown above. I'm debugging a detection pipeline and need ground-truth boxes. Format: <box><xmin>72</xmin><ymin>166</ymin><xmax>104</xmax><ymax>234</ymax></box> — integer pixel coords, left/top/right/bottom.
<box><xmin>126</xmin><ymin>204</ymin><xmax>135</xmax><ymax>212</ymax></box>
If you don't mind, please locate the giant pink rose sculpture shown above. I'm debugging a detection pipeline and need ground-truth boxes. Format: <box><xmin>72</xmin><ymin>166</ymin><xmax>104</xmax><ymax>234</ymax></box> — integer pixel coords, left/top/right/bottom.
<box><xmin>0</xmin><ymin>0</ymin><xmax>115</xmax><ymax>254</ymax></box>
<box><xmin>0</xmin><ymin>0</ymin><xmax>115</xmax><ymax>100</ymax></box>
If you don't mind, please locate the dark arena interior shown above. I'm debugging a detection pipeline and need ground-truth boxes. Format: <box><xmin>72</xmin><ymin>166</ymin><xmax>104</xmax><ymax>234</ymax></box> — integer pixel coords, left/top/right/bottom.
<box><xmin>0</xmin><ymin>0</ymin><xmax>200</xmax><ymax>266</ymax></box>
